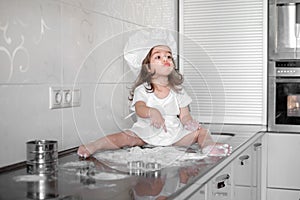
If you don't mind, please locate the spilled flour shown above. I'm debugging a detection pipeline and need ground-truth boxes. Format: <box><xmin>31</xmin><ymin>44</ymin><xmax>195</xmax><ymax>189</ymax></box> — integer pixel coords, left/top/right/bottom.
<box><xmin>93</xmin><ymin>146</ymin><xmax>206</xmax><ymax>169</ymax></box>
<box><xmin>61</xmin><ymin>161</ymin><xmax>92</xmax><ymax>168</ymax></box>
<box><xmin>92</xmin><ymin>172</ymin><xmax>129</xmax><ymax>180</ymax></box>
<box><xmin>13</xmin><ymin>175</ymin><xmax>47</xmax><ymax>182</ymax></box>
<box><xmin>60</xmin><ymin>161</ymin><xmax>129</xmax><ymax>180</ymax></box>
<box><xmin>59</xmin><ymin>147</ymin><xmax>206</xmax><ymax>180</ymax></box>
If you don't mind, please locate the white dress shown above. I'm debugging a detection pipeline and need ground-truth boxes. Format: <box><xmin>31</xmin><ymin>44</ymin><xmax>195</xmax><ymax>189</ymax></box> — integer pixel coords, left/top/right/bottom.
<box><xmin>129</xmin><ymin>83</ymin><xmax>192</xmax><ymax>146</ymax></box>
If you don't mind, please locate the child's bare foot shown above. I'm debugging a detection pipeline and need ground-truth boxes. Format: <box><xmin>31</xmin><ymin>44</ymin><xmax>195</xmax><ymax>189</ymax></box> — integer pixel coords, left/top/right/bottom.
<box><xmin>202</xmin><ymin>143</ymin><xmax>232</xmax><ymax>156</ymax></box>
<box><xmin>77</xmin><ymin>143</ymin><xmax>96</xmax><ymax>158</ymax></box>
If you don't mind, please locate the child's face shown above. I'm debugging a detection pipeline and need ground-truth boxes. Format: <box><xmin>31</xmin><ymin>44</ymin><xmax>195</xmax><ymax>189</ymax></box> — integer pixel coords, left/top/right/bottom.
<box><xmin>149</xmin><ymin>45</ymin><xmax>174</xmax><ymax>76</ymax></box>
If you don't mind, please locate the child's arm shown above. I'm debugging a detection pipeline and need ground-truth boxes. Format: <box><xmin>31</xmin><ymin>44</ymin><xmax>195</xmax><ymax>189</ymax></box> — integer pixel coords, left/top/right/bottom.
<box><xmin>179</xmin><ymin>106</ymin><xmax>214</xmax><ymax>144</ymax></box>
<box><xmin>179</xmin><ymin>106</ymin><xmax>193</xmax><ymax>125</ymax></box>
<box><xmin>179</xmin><ymin>107</ymin><xmax>202</xmax><ymax>131</ymax></box>
<box><xmin>135</xmin><ymin>101</ymin><xmax>167</xmax><ymax>132</ymax></box>
<box><xmin>134</xmin><ymin>101</ymin><xmax>151</xmax><ymax>118</ymax></box>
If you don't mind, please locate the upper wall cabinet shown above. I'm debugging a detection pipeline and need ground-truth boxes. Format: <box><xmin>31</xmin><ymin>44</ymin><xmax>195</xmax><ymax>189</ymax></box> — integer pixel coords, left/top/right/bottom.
<box><xmin>179</xmin><ymin>0</ymin><xmax>267</xmax><ymax>125</ymax></box>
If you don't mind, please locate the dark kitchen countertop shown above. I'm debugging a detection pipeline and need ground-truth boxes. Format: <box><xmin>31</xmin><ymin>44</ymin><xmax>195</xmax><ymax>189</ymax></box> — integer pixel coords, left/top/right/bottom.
<box><xmin>0</xmin><ymin>125</ymin><xmax>266</xmax><ymax>200</ymax></box>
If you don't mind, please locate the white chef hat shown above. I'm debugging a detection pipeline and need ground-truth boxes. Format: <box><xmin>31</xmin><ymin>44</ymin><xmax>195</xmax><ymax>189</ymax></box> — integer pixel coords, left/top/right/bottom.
<box><xmin>124</xmin><ymin>28</ymin><xmax>177</xmax><ymax>76</ymax></box>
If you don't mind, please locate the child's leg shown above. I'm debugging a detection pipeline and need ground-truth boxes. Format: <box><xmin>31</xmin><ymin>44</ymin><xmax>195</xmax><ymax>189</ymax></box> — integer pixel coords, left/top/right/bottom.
<box><xmin>196</xmin><ymin>128</ymin><xmax>215</xmax><ymax>148</ymax></box>
<box><xmin>77</xmin><ymin>131</ymin><xmax>145</xmax><ymax>157</ymax></box>
<box><xmin>173</xmin><ymin>127</ymin><xmax>213</xmax><ymax>147</ymax></box>
<box><xmin>173</xmin><ymin>128</ymin><xmax>232</xmax><ymax>155</ymax></box>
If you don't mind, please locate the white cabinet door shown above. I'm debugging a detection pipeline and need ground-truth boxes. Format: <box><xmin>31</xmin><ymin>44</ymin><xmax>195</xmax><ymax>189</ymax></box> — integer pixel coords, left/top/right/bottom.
<box><xmin>188</xmin><ymin>137</ymin><xmax>263</xmax><ymax>200</ymax></box>
<box><xmin>267</xmin><ymin>188</ymin><xmax>300</xmax><ymax>200</ymax></box>
<box><xmin>267</xmin><ymin>133</ymin><xmax>300</xmax><ymax>189</ymax></box>
<box><xmin>233</xmin><ymin>147</ymin><xmax>253</xmax><ymax>186</ymax></box>
<box><xmin>232</xmin><ymin>138</ymin><xmax>262</xmax><ymax>200</ymax></box>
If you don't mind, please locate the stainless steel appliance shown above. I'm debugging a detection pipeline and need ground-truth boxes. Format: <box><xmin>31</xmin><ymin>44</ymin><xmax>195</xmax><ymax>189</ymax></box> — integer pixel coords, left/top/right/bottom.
<box><xmin>269</xmin><ymin>0</ymin><xmax>300</xmax><ymax>60</ymax></box>
<box><xmin>268</xmin><ymin>60</ymin><xmax>300</xmax><ymax>132</ymax></box>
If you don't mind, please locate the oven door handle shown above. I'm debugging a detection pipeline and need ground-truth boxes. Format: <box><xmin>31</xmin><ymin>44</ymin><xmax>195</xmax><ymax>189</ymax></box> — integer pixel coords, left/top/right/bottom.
<box><xmin>275</xmin><ymin>78</ymin><xmax>300</xmax><ymax>83</ymax></box>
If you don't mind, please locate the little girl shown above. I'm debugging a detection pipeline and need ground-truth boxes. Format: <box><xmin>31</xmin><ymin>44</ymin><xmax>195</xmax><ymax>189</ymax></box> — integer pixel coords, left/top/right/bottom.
<box><xmin>77</xmin><ymin>45</ymin><xmax>230</xmax><ymax>158</ymax></box>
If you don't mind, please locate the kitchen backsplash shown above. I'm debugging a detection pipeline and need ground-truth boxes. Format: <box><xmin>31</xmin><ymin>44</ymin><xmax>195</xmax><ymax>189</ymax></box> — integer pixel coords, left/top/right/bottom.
<box><xmin>0</xmin><ymin>0</ymin><xmax>177</xmax><ymax>167</ymax></box>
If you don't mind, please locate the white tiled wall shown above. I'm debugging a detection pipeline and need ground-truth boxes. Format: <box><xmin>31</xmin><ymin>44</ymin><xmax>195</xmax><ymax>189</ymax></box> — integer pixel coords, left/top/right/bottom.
<box><xmin>0</xmin><ymin>0</ymin><xmax>177</xmax><ymax>167</ymax></box>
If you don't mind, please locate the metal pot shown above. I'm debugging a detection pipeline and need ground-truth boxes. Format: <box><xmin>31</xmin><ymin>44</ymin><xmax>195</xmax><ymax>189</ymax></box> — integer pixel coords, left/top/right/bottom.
<box><xmin>26</xmin><ymin>140</ymin><xmax>58</xmax><ymax>152</ymax></box>
<box><xmin>26</xmin><ymin>140</ymin><xmax>58</xmax><ymax>175</ymax></box>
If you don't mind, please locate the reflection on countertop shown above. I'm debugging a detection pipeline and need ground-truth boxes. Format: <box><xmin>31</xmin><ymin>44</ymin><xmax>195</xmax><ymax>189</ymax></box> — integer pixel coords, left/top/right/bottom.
<box><xmin>0</xmin><ymin>125</ymin><xmax>266</xmax><ymax>200</ymax></box>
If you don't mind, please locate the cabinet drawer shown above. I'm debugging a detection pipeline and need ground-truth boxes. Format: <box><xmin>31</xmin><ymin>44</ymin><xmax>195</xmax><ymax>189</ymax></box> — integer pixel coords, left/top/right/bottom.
<box><xmin>267</xmin><ymin>188</ymin><xmax>300</xmax><ymax>200</ymax></box>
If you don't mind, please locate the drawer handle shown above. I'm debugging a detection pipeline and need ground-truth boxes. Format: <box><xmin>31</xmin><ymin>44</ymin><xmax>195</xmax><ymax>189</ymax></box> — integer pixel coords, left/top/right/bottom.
<box><xmin>215</xmin><ymin>174</ymin><xmax>230</xmax><ymax>182</ymax></box>
<box><xmin>217</xmin><ymin>181</ymin><xmax>226</xmax><ymax>189</ymax></box>
<box><xmin>239</xmin><ymin>155</ymin><xmax>250</xmax><ymax>165</ymax></box>
<box><xmin>215</xmin><ymin>174</ymin><xmax>230</xmax><ymax>189</ymax></box>
<box><xmin>213</xmin><ymin>191</ymin><xmax>228</xmax><ymax>196</ymax></box>
<box><xmin>253</xmin><ymin>142</ymin><xmax>262</xmax><ymax>151</ymax></box>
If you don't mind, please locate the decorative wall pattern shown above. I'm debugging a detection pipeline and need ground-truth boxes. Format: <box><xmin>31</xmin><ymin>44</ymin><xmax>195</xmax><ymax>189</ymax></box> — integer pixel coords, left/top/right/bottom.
<box><xmin>0</xmin><ymin>0</ymin><xmax>177</xmax><ymax>167</ymax></box>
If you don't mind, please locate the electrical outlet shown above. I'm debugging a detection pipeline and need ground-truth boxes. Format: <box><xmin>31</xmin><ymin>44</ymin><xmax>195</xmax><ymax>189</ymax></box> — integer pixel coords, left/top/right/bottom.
<box><xmin>49</xmin><ymin>87</ymin><xmax>81</xmax><ymax>109</ymax></box>
<box><xmin>49</xmin><ymin>87</ymin><xmax>63</xmax><ymax>109</ymax></box>
<box><xmin>62</xmin><ymin>89</ymin><xmax>72</xmax><ymax>108</ymax></box>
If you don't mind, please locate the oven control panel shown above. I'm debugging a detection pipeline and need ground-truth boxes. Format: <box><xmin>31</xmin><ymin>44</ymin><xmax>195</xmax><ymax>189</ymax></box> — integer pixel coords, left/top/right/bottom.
<box><xmin>276</xmin><ymin>68</ymin><xmax>300</xmax><ymax>76</ymax></box>
<box><xmin>275</xmin><ymin>61</ymin><xmax>300</xmax><ymax>68</ymax></box>
<box><xmin>275</xmin><ymin>61</ymin><xmax>300</xmax><ymax>77</ymax></box>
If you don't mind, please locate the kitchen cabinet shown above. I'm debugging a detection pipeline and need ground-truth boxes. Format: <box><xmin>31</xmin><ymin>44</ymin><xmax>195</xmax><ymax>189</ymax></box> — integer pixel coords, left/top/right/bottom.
<box><xmin>266</xmin><ymin>133</ymin><xmax>300</xmax><ymax>199</ymax></box>
<box><xmin>180</xmin><ymin>0</ymin><xmax>266</xmax><ymax>125</ymax></box>
<box><xmin>189</xmin><ymin>137</ymin><xmax>262</xmax><ymax>200</ymax></box>
<box><xmin>233</xmin><ymin>147</ymin><xmax>253</xmax><ymax>186</ymax></box>
<box><xmin>190</xmin><ymin>137</ymin><xmax>263</xmax><ymax>200</ymax></box>
<box><xmin>267</xmin><ymin>133</ymin><xmax>300</xmax><ymax>189</ymax></box>
<box><xmin>233</xmin><ymin>139</ymin><xmax>262</xmax><ymax>200</ymax></box>
<box><xmin>189</xmin><ymin>165</ymin><xmax>232</xmax><ymax>200</ymax></box>
<box><xmin>267</xmin><ymin>188</ymin><xmax>300</xmax><ymax>200</ymax></box>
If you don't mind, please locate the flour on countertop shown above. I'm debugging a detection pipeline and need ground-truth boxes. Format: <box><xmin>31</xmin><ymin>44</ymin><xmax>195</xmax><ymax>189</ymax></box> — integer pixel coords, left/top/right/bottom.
<box><xmin>92</xmin><ymin>172</ymin><xmax>129</xmax><ymax>180</ymax></box>
<box><xmin>58</xmin><ymin>147</ymin><xmax>206</xmax><ymax>180</ymax></box>
<box><xmin>61</xmin><ymin>160</ymin><xmax>129</xmax><ymax>180</ymax></box>
<box><xmin>93</xmin><ymin>146</ymin><xmax>206</xmax><ymax>168</ymax></box>
<box><xmin>61</xmin><ymin>161</ymin><xmax>93</xmax><ymax>168</ymax></box>
<box><xmin>13</xmin><ymin>175</ymin><xmax>47</xmax><ymax>182</ymax></box>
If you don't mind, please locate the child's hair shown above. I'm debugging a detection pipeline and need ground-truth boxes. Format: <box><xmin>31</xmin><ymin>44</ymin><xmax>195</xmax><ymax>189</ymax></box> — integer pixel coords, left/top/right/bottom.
<box><xmin>129</xmin><ymin>45</ymin><xmax>184</xmax><ymax>101</ymax></box>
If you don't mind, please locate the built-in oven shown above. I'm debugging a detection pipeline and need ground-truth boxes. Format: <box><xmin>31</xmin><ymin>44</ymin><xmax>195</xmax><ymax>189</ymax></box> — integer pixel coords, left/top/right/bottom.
<box><xmin>268</xmin><ymin>60</ymin><xmax>300</xmax><ymax>132</ymax></box>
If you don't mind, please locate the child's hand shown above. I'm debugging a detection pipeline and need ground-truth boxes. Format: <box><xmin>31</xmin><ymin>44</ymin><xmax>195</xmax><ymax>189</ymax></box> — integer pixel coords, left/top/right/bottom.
<box><xmin>184</xmin><ymin>119</ymin><xmax>201</xmax><ymax>131</ymax></box>
<box><xmin>77</xmin><ymin>145</ymin><xmax>92</xmax><ymax>158</ymax></box>
<box><xmin>149</xmin><ymin>108</ymin><xmax>167</xmax><ymax>132</ymax></box>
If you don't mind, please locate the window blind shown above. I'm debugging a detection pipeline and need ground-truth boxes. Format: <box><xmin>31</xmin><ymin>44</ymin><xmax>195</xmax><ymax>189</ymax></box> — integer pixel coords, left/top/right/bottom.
<box><xmin>179</xmin><ymin>0</ymin><xmax>267</xmax><ymax>124</ymax></box>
